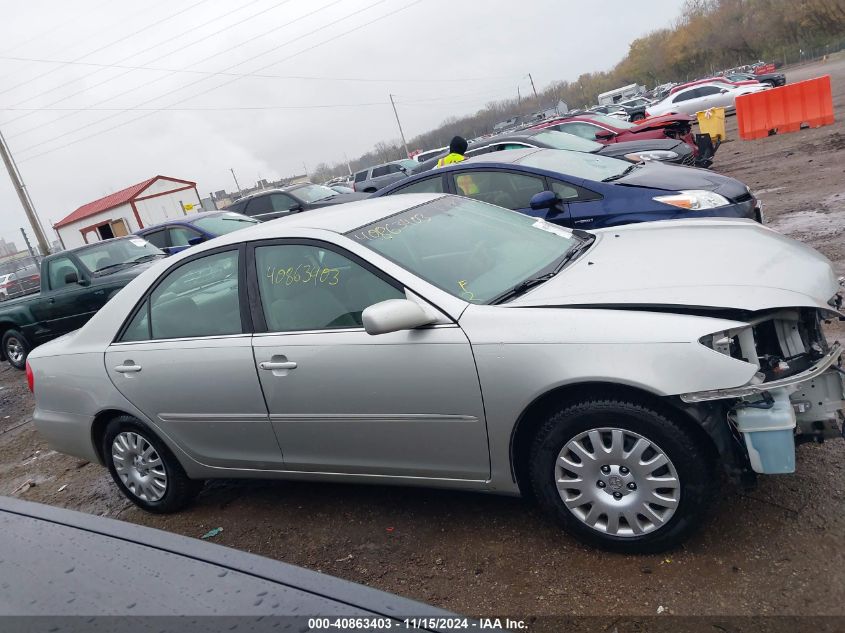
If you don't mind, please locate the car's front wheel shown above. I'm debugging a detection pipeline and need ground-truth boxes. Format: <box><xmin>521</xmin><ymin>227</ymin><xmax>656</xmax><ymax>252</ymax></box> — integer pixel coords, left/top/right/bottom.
<box><xmin>529</xmin><ymin>398</ymin><xmax>716</xmax><ymax>553</ymax></box>
<box><xmin>103</xmin><ymin>416</ymin><xmax>202</xmax><ymax>513</ymax></box>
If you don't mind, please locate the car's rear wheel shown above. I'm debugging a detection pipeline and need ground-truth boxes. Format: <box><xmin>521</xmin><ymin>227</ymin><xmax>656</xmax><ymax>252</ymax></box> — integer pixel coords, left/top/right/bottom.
<box><xmin>529</xmin><ymin>399</ymin><xmax>715</xmax><ymax>553</ymax></box>
<box><xmin>2</xmin><ymin>329</ymin><xmax>30</xmax><ymax>370</ymax></box>
<box><xmin>103</xmin><ymin>416</ymin><xmax>202</xmax><ymax>513</ymax></box>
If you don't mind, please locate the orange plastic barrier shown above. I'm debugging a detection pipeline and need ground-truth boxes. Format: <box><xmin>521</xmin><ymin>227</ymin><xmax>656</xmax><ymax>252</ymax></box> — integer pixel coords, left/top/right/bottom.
<box><xmin>736</xmin><ymin>75</ymin><xmax>834</xmax><ymax>140</ymax></box>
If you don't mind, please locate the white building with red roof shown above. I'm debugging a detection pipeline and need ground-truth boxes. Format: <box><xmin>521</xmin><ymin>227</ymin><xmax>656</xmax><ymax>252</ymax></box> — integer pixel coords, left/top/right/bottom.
<box><xmin>53</xmin><ymin>175</ymin><xmax>201</xmax><ymax>249</ymax></box>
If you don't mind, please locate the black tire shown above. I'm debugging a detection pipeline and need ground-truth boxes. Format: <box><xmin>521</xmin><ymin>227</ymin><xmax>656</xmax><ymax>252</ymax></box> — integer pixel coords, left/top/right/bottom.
<box><xmin>103</xmin><ymin>416</ymin><xmax>202</xmax><ymax>513</ymax></box>
<box><xmin>2</xmin><ymin>329</ymin><xmax>31</xmax><ymax>370</ymax></box>
<box><xmin>528</xmin><ymin>398</ymin><xmax>716</xmax><ymax>553</ymax></box>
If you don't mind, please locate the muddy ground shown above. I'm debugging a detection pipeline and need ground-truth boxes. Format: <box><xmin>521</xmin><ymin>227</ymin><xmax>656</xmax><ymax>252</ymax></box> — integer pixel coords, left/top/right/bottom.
<box><xmin>2</xmin><ymin>57</ymin><xmax>845</xmax><ymax>623</ymax></box>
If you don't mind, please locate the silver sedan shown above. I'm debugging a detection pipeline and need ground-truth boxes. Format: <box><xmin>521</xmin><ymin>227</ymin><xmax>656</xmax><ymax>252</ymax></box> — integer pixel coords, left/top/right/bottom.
<box><xmin>28</xmin><ymin>194</ymin><xmax>844</xmax><ymax>553</ymax></box>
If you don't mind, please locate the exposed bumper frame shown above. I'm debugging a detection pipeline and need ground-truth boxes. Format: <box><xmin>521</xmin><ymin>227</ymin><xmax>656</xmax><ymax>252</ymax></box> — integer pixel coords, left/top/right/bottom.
<box><xmin>680</xmin><ymin>341</ymin><xmax>843</xmax><ymax>403</ymax></box>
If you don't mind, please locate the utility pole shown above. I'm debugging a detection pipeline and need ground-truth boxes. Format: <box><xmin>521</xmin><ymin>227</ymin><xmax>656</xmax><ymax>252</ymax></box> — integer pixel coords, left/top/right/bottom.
<box><xmin>528</xmin><ymin>73</ymin><xmax>538</xmax><ymax>99</ymax></box>
<box><xmin>230</xmin><ymin>168</ymin><xmax>242</xmax><ymax>195</ymax></box>
<box><xmin>1</xmin><ymin>127</ymin><xmax>50</xmax><ymax>255</ymax></box>
<box><xmin>389</xmin><ymin>94</ymin><xmax>410</xmax><ymax>158</ymax></box>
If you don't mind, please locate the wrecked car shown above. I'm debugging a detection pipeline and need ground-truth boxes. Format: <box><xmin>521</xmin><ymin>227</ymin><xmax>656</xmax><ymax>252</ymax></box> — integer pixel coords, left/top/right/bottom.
<box><xmin>27</xmin><ymin>194</ymin><xmax>844</xmax><ymax>553</ymax></box>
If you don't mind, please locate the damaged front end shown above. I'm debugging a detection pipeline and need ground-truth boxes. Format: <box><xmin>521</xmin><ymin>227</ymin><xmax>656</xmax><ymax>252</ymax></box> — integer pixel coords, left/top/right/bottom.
<box><xmin>681</xmin><ymin>306</ymin><xmax>845</xmax><ymax>475</ymax></box>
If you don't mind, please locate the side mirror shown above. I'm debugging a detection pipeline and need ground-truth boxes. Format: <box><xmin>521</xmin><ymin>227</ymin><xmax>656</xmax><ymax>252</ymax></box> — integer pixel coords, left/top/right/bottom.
<box><xmin>530</xmin><ymin>190</ymin><xmax>560</xmax><ymax>211</ymax></box>
<box><xmin>398</xmin><ymin>165</ymin><xmax>408</xmax><ymax>174</ymax></box>
<box><xmin>595</xmin><ymin>130</ymin><xmax>616</xmax><ymax>140</ymax></box>
<box><xmin>289</xmin><ymin>204</ymin><xmax>303</xmax><ymax>213</ymax></box>
<box><xmin>64</xmin><ymin>271</ymin><xmax>79</xmax><ymax>284</ymax></box>
<box><xmin>362</xmin><ymin>299</ymin><xmax>436</xmax><ymax>335</ymax></box>
<box><xmin>720</xmin><ymin>88</ymin><xmax>729</xmax><ymax>94</ymax></box>
<box><xmin>187</xmin><ymin>236</ymin><xmax>205</xmax><ymax>246</ymax></box>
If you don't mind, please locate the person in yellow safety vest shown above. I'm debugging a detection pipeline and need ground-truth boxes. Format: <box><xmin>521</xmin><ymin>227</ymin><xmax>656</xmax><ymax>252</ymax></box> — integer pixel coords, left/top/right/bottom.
<box><xmin>437</xmin><ymin>135</ymin><xmax>468</xmax><ymax>167</ymax></box>
<box><xmin>436</xmin><ymin>136</ymin><xmax>478</xmax><ymax>196</ymax></box>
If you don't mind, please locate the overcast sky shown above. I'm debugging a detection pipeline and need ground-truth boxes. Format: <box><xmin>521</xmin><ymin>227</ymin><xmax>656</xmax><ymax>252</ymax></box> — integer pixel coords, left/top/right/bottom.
<box><xmin>0</xmin><ymin>0</ymin><xmax>686</xmax><ymax>249</ymax></box>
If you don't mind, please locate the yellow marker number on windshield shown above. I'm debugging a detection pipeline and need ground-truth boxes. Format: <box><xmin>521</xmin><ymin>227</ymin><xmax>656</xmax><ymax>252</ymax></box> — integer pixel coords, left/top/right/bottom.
<box><xmin>458</xmin><ymin>280</ymin><xmax>474</xmax><ymax>301</ymax></box>
<box><xmin>266</xmin><ymin>264</ymin><xmax>340</xmax><ymax>286</ymax></box>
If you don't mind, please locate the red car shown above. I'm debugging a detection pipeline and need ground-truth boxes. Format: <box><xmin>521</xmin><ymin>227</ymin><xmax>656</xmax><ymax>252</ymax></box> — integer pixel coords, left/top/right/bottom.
<box><xmin>533</xmin><ymin>112</ymin><xmax>697</xmax><ymax>149</ymax></box>
<box><xmin>668</xmin><ymin>76</ymin><xmax>759</xmax><ymax>95</ymax></box>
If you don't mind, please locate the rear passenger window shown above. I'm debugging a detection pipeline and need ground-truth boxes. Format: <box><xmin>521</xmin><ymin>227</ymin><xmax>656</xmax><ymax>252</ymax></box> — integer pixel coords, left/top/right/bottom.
<box><xmin>371</xmin><ymin>166</ymin><xmax>390</xmax><ymax>177</ymax></box>
<box><xmin>142</xmin><ymin>230</ymin><xmax>168</xmax><ymax>249</ymax></box>
<box><xmin>121</xmin><ymin>251</ymin><xmax>242</xmax><ymax>341</ymax></box>
<box><xmin>393</xmin><ymin>177</ymin><xmax>444</xmax><ymax>194</ymax></box>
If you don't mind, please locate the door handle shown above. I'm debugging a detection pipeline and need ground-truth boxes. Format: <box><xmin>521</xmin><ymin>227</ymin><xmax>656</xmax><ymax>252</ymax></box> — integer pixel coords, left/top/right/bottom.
<box><xmin>114</xmin><ymin>364</ymin><xmax>142</xmax><ymax>373</ymax></box>
<box><xmin>259</xmin><ymin>361</ymin><xmax>297</xmax><ymax>371</ymax></box>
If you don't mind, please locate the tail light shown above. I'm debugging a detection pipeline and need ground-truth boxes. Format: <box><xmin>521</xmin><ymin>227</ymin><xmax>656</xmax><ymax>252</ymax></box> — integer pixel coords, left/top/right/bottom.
<box><xmin>26</xmin><ymin>360</ymin><xmax>34</xmax><ymax>393</ymax></box>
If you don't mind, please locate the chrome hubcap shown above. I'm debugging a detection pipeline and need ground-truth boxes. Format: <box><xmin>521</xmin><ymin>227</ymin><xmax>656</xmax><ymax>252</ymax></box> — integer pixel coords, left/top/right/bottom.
<box><xmin>556</xmin><ymin>428</ymin><xmax>680</xmax><ymax>537</ymax></box>
<box><xmin>6</xmin><ymin>338</ymin><xmax>24</xmax><ymax>364</ymax></box>
<box><xmin>112</xmin><ymin>432</ymin><xmax>167</xmax><ymax>502</ymax></box>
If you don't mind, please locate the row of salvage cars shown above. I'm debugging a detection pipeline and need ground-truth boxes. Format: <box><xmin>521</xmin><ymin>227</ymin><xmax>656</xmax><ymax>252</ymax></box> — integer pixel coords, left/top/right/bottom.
<box><xmin>26</xmin><ymin>173</ymin><xmax>844</xmax><ymax>552</ymax></box>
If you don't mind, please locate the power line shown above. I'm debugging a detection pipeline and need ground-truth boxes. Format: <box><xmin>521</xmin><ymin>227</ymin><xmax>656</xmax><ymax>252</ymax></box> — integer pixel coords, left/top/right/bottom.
<box><xmin>6</xmin><ymin>0</ymin><xmax>331</xmax><ymax>141</ymax></box>
<box><xmin>2</xmin><ymin>0</ymin><xmax>272</xmax><ymax>128</ymax></box>
<box><xmin>0</xmin><ymin>0</ymin><xmax>211</xmax><ymax>99</ymax></box>
<box><xmin>0</xmin><ymin>0</ymin><xmax>115</xmax><ymax>57</ymax></box>
<box><xmin>17</xmin><ymin>0</ymin><xmax>421</xmax><ymax>161</ymax></box>
<box><xmin>0</xmin><ymin>53</ymin><xmax>512</xmax><ymax>85</ymax></box>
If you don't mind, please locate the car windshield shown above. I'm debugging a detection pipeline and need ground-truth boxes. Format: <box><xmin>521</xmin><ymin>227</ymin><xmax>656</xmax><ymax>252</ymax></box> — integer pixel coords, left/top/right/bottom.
<box><xmin>397</xmin><ymin>159</ymin><xmax>418</xmax><ymax>170</ymax></box>
<box><xmin>191</xmin><ymin>212</ymin><xmax>258</xmax><ymax>235</ymax></box>
<box><xmin>346</xmin><ymin>196</ymin><xmax>577</xmax><ymax>304</ymax></box>
<box><xmin>516</xmin><ymin>148</ymin><xmax>631</xmax><ymax>181</ymax></box>
<box><xmin>582</xmin><ymin>113</ymin><xmax>637</xmax><ymax>129</ymax></box>
<box><xmin>76</xmin><ymin>238</ymin><xmax>164</xmax><ymax>274</ymax></box>
<box><xmin>291</xmin><ymin>184</ymin><xmax>337</xmax><ymax>203</ymax></box>
<box><xmin>531</xmin><ymin>130</ymin><xmax>603</xmax><ymax>152</ymax></box>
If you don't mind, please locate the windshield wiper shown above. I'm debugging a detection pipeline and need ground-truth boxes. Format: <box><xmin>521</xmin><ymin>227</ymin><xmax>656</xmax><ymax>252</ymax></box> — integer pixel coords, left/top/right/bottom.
<box><xmin>602</xmin><ymin>163</ymin><xmax>639</xmax><ymax>182</ymax></box>
<box><xmin>132</xmin><ymin>253</ymin><xmax>165</xmax><ymax>263</ymax></box>
<box><xmin>489</xmin><ymin>232</ymin><xmax>596</xmax><ymax>305</ymax></box>
<box><xmin>94</xmin><ymin>261</ymin><xmax>136</xmax><ymax>274</ymax></box>
<box><xmin>95</xmin><ymin>253</ymin><xmax>163</xmax><ymax>274</ymax></box>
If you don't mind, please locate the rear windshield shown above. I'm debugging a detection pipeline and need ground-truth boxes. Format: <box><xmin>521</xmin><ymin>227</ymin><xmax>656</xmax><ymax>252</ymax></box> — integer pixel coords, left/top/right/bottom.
<box><xmin>531</xmin><ymin>131</ymin><xmax>602</xmax><ymax>153</ymax></box>
<box><xmin>191</xmin><ymin>212</ymin><xmax>258</xmax><ymax>235</ymax></box>
<box><xmin>516</xmin><ymin>149</ymin><xmax>629</xmax><ymax>182</ymax></box>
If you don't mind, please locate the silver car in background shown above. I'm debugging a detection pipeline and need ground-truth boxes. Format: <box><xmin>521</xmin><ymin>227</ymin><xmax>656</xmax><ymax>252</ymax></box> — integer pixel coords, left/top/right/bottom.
<box><xmin>28</xmin><ymin>194</ymin><xmax>844</xmax><ymax>553</ymax></box>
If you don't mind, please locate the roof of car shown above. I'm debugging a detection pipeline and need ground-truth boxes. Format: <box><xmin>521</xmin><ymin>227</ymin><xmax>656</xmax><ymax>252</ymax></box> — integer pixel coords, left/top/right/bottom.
<box><xmin>463</xmin><ymin>147</ymin><xmax>544</xmax><ymax>165</ymax></box>
<box><xmin>229</xmin><ymin>193</ymin><xmax>449</xmax><ymax>236</ymax></box>
<box><xmin>137</xmin><ymin>210</ymin><xmax>236</xmax><ymax>232</ymax></box>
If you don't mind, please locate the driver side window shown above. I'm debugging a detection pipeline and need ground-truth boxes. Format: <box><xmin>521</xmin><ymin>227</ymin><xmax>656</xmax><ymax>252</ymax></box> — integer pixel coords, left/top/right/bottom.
<box><xmin>47</xmin><ymin>256</ymin><xmax>81</xmax><ymax>290</ymax></box>
<box><xmin>254</xmin><ymin>244</ymin><xmax>403</xmax><ymax>332</ymax></box>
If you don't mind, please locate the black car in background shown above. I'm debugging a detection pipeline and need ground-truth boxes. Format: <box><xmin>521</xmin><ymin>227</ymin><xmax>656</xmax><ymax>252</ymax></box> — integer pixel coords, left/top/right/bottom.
<box><xmin>411</xmin><ymin>129</ymin><xmax>695</xmax><ymax>175</ymax></box>
<box><xmin>226</xmin><ymin>183</ymin><xmax>367</xmax><ymax>221</ymax></box>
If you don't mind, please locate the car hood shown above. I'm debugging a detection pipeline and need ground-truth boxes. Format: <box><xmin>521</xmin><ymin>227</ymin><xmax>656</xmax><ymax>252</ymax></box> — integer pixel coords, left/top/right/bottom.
<box><xmin>614</xmin><ymin>161</ymin><xmax>748</xmax><ymax>199</ymax></box>
<box><xmin>509</xmin><ymin>219</ymin><xmax>840</xmax><ymax>313</ymax></box>
<box><xmin>596</xmin><ymin>138</ymin><xmax>687</xmax><ymax>157</ymax></box>
<box><xmin>309</xmin><ymin>192</ymin><xmax>370</xmax><ymax>208</ymax></box>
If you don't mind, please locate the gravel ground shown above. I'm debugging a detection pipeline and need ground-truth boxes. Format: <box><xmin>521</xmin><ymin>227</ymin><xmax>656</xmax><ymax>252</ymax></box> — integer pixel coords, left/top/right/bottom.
<box><xmin>1</xmin><ymin>56</ymin><xmax>844</xmax><ymax>625</ymax></box>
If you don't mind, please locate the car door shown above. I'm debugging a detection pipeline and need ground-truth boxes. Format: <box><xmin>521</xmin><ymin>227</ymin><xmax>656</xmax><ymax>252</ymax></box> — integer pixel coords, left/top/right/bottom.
<box><xmin>104</xmin><ymin>247</ymin><xmax>282</xmax><ymax>469</ymax></box>
<box><xmin>28</xmin><ymin>255</ymin><xmax>101</xmax><ymax>341</ymax></box>
<box><xmin>670</xmin><ymin>87</ymin><xmax>702</xmax><ymax>114</ymax></box>
<box><xmin>695</xmin><ymin>85</ymin><xmax>726</xmax><ymax>110</ymax></box>
<box><xmin>446</xmin><ymin>169</ymin><xmax>546</xmax><ymax>216</ymax></box>
<box><xmin>249</xmin><ymin>240</ymin><xmax>490</xmax><ymax>480</ymax></box>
